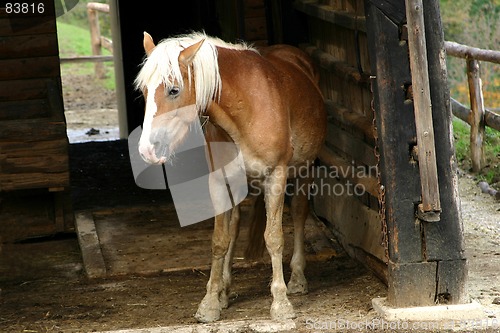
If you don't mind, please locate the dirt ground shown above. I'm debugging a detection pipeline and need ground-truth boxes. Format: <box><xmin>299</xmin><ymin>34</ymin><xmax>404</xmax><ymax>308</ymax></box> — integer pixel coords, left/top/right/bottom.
<box><xmin>0</xmin><ymin>69</ymin><xmax>499</xmax><ymax>333</ymax></box>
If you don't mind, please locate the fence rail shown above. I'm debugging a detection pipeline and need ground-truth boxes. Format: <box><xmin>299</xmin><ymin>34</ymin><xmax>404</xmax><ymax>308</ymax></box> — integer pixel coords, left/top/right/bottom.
<box><xmin>445</xmin><ymin>41</ymin><xmax>500</xmax><ymax>172</ymax></box>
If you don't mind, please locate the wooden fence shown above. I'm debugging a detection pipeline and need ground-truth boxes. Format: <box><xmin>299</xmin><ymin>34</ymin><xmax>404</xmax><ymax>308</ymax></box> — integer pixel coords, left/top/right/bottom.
<box><xmin>59</xmin><ymin>2</ymin><xmax>113</xmax><ymax>78</ymax></box>
<box><xmin>445</xmin><ymin>41</ymin><xmax>500</xmax><ymax>172</ymax></box>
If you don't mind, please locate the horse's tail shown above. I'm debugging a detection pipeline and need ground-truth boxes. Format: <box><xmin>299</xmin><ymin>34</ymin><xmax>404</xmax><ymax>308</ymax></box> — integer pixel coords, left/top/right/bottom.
<box><xmin>244</xmin><ymin>193</ymin><xmax>267</xmax><ymax>260</ymax></box>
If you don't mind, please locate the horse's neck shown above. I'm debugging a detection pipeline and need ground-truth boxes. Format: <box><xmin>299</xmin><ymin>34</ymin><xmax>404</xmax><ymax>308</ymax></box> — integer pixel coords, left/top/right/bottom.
<box><xmin>205</xmin><ymin>101</ymin><xmax>240</xmax><ymax>144</ymax></box>
<box><xmin>204</xmin><ymin>121</ymin><xmax>232</xmax><ymax>143</ymax></box>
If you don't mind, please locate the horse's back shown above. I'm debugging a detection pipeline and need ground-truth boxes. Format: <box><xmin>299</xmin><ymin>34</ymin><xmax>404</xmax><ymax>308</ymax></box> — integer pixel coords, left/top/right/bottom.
<box><xmin>259</xmin><ymin>45</ymin><xmax>320</xmax><ymax>86</ymax></box>
<box><xmin>259</xmin><ymin>44</ymin><xmax>326</xmax><ymax>165</ymax></box>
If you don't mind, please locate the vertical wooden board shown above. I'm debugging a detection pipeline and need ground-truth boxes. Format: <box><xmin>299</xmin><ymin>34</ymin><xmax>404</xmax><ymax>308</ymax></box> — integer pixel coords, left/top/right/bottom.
<box><xmin>387</xmin><ymin>261</ymin><xmax>437</xmax><ymax>307</ymax></box>
<box><xmin>358</xmin><ymin>32</ymin><xmax>371</xmax><ymax>74</ymax></box>
<box><xmin>421</xmin><ymin>0</ymin><xmax>466</xmax><ymax>263</ymax></box>
<box><xmin>364</xmin><ymin>1</ymin><xmax>423</xmax><ymax>263</ymax></box>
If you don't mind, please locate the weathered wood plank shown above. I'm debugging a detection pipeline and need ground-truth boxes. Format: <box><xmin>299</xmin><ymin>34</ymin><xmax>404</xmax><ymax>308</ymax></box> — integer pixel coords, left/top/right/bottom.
<box><xmin>301</xmin><ymin>44</ymin><xmax>371</xmax><ymax>88</ymax></box>
<box><xmin>318</xmin><ymin>146</ymin><xmax>379</xmax><ymax>197</ymax></box>
<box><xmin>325</xmin><ymin>99</ymin><xmax>375</xmax><ymax>143</ymax></box>
<box><xmin>0</xmin><ymin>99</ymin><xmax>49</xmax><ymax>120</ymax></box>
<box><xmin>0</xmin><ymin>171</ymin><xmax>69</xmax><ymax>191</ymax></box>
<box><xmin>75</xmin><ymin>211</ymin><xmax>108</xmax><ymax>279</ymax></box>
<box><xmin>0</xmin><ymin>33</ymin><xmax>58</xmax><ymax>59</ymax></box>
<box><xmin>0</xmin><ymin>56</ymin><xmax>60</xmax><ymax>80</ymax></box>
<box><xmin>0</xmin><ymin>78</ymin><xmax>49</xmax><ymax>101</ymax></box>
<box><xmin>326</xmin><ymin>121</ymin><xmax>377</xmax><ymax>167</ymax></box>
<box><xmin>0</xmin><ymin>119</ymin><xmax>67</xmax><ymax>140</ymax></box>
<box><xmin>405</xmin><ymin>0</ymin><xmax>441</xmax><ymax>220</ymax></box>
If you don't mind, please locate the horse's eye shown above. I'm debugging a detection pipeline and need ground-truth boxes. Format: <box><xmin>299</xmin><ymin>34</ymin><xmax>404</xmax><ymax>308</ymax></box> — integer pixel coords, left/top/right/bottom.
<box><xmin>168</xmin><ymin>86</ymin><xmax>180</xmax><ymax>97</ymax></box>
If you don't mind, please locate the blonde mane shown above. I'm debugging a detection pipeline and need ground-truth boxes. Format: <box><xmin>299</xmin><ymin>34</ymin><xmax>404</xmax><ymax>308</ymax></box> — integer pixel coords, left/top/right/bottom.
<box><xmin>134</xmin><ymin>32</ymin><xmax>256</xmax><ymax>113</ymax></box>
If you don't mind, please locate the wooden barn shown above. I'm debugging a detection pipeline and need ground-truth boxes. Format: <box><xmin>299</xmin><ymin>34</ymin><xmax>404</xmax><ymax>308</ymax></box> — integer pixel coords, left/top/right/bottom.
<box><xmin>113</xmin><ymin>0</ymin><xmax>468</xmax><ymax>311</ymax></box>
<box><xmin>0</xmin><ymin>0</ymin><xmax>73</xmax><ymax>241</ymax></box>
<box><xmin>0</xmin><ymin>0</ymin><xmax>477</xmax><ymax>326</ymax></box>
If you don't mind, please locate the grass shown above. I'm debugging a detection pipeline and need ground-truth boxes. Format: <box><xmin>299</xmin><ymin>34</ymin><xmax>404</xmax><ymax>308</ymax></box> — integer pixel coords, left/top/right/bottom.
<box><xmin>453</xmin><ymin>118</ymin><xmax>500</xmax><ymax>184</ymax></box>
<box><xmin>57</xmin><ymin>21</ymin><xmax>115</xmax><ymax>90</ymax></box>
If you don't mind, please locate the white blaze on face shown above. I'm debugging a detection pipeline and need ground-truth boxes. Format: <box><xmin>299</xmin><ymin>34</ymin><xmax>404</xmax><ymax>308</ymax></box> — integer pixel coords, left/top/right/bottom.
<box><xmin>139</xmin><ymin>80</ymin><xmax>165</xmax><ymax>164</ymax></box>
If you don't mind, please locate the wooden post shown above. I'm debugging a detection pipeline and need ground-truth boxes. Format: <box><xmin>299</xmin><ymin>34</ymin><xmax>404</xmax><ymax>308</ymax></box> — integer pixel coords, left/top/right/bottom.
<box><xmin>87</xmin><ymin>6</ymin><xmax>105</xmax><ymax>78</ymax></box>
<box><xmin>466</xmin><ymin>58</ymin><xmax>485</xmax><ymax>172</ymax></box>
<box><xmin>365</xmin><ymin>0</ymin><xmax>468</xmax><ymax>307</ymax></box>
<box><xmin>405</xmin><ymin>0</ymin><xmax>441</xmax><ymax>222</ymax></box>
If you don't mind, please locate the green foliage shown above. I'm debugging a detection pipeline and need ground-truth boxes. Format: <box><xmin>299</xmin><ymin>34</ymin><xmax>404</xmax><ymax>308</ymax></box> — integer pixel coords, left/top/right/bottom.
<box><xmin>57</xmin><ymin>20</ymin><xmax>115</xmax><ymax>90</ymax></box>
<box><xmin>442</xmin><ymin>0</ymin><xmax>500</xmax><ymax>183</ymax></box>
<box><xmin>440</xmin><ymin>0</ymin><xmax>500</xmax><ymax>109</ymax></box>
<box><xmin>452</xmin><ymin>118</ymin><xmax>500</xmax><ymax>184</ymax></box>
<box><xmin>57</xmin><ymin>0</ymin><xmax>111</xmax><ymax>37</ymax></box>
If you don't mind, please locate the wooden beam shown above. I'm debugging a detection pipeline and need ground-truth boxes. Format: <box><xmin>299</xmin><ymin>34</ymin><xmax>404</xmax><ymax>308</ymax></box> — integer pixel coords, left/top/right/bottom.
<box><xmin>365</xmin><ymin>0</ymin><xmax>423</xmax><ymax>265</ymax></box>
<box><xmin>301</xmin><ymin>44</ymin><xmax>371</xmax><ymax>87</ymax></box>
<box><xmin>325</xmin><ymin>99</ymin><xmax>375</xmax><ymax>143</ymax></box>
<box><xmin>405</xmin><ymin>0</ymin><xmax>441</xmax><ymax>221</ymax></box>
<box><xmin>87</xmin><ymin>2</ymin><xmax>110</xmax><ymax>13</ymax></box>
<box><xmin>419</xmin><ymin>0</ymin><xmax>467</xmax><ymax>304</ymax></box>
<box><xmin>445</xmin><ymin>41</ymin><xmax>500</xmax><ymax>64</ymax></box>
<box><xmin>318</xmin><ymin>146</ymin><xmax>379</xmax><ymax>198</ymax></box>
<box><xmin>451</xmin><ymin>98</ymin><xmax>500</xmax><ymax>132</ymax></box>
<box><xmin>466</xmin><ymin>59</ymin><xmax>486</xmax><ymax>172</ymax></box>
<box><xmin>60</xmin><ymin>55</ymin><xmax>114</xmax><ymax>64</ymax></box>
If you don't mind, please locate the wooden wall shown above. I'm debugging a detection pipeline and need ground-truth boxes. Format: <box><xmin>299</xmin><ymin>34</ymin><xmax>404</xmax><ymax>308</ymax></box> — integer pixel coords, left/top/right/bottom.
<box><xmin>217</xmin><ymin>0</ymin><xmax>268</xmax><ymax>45</ymax></box>
<box><xmin>295</xmin><ymin>0</ymin><xmax>387</xmax><ymax>278</ymax></box>
<box><xmin>296</xmin><ymin>0</ymin><xmax>468</xmax><ymax>307</ymax></box>
<box><xmin>0</xmin><ymin>0</ymin><xmax>72</xmax><ymax>241</ymax></box>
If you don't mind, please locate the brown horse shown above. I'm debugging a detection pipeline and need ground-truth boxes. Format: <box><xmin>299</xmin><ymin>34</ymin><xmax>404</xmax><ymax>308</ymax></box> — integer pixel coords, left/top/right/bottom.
<box><xmin>135</xmin><ymin>31</ymin><xmax>326</xmax><ymax>322</ymax></box>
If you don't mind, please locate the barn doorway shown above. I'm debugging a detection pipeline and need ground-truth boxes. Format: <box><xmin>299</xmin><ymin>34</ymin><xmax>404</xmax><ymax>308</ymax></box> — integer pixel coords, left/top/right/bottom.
<box><xmin>56</xmin><ymin>0</ymin><xmax>119</xmax><ymax>143</ymax></box>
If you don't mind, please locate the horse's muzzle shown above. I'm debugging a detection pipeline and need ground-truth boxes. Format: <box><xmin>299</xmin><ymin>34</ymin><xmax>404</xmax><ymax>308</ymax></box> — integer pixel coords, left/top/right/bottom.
<box><xmin>139</xmin><ymin>143</ymin><xmax>167</xmax><ymax>165</ymax></box>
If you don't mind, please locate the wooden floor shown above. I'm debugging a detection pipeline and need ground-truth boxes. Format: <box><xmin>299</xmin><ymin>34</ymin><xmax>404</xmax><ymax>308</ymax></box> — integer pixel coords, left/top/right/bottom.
<box><xmin>75</xmin><ymin>201</ymin><xmax>339</xmax><ymax>278</ymax></box>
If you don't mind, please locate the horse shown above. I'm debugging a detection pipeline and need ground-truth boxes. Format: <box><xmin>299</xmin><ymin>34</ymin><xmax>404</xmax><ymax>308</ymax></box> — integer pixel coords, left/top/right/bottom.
<box><xmin>134</xmin><ymin>31</ymin><xmax>326</xmax><ymax>322</ymax></box>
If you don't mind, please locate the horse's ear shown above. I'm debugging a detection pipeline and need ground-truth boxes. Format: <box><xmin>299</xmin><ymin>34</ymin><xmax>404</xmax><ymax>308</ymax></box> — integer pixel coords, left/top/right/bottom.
<box><xmin>178</xmin><ymin>39</ymin><xmax>205</xmax><ymax>67</ymax></box>
<box><xmin>143</xmin><ymin>31</ymin><xmax>155</xmax><ymax>56</ymax></box>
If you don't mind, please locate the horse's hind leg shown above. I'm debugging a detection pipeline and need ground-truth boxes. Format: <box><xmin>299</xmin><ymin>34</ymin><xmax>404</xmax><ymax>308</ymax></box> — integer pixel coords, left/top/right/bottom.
<box><xmin>195</xmin><ymin>210</ymin><xmax>231</xmax><ymax>323</ymax></box>
<box><xmin>264</xmin><ymin>166</ymin><xmax>296</xmax><ymax>320</ymax></box>
<box><xmin>287</xmin><ymin>176</ymin><xmax>310</xmax><ymax>295</ymax></box>
<box><xmin>220</xmin><ymin>205</ymin><xmax>240</xmax><ymax>309</ymax></box>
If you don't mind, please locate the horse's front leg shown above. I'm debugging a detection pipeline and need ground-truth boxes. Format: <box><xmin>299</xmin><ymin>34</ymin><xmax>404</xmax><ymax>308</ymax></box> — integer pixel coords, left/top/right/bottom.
<box><xmin>264</xmin><ymin>166</ymin><xmax>296</xmax><ymax>320</ymax></box>
<box><xmin>195</xmin><ymin>210</ymin><xmax>231</xmax><ymax>323</ymax></box>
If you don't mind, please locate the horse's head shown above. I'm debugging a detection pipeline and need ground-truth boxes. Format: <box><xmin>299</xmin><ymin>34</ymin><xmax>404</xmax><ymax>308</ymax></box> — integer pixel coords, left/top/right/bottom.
<box><xmin>135</xmin><ymin>32</ymin><xmax>211</xmax><ymax>164</ymax></box>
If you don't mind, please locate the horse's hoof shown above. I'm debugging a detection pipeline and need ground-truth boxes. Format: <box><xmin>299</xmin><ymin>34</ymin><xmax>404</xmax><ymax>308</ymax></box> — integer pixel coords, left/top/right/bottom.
<box><xmin>270</xmin><ymin>299</ymin><xmax>296</xmax><ymax>321</ymax></box>
<box><xmin>195</xmin><ymin>297</ymin><xmax>221</xmax><ymax>323</ymax></box>
<box><xmin>287</xmin><ymin>277</ymin><xmax>308</xmax><ymax>295</ymax></box>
